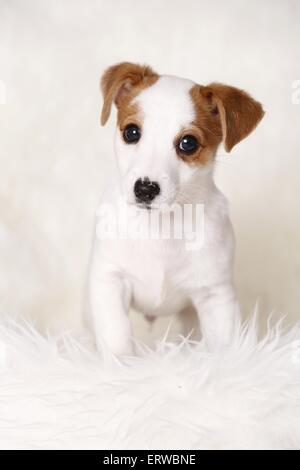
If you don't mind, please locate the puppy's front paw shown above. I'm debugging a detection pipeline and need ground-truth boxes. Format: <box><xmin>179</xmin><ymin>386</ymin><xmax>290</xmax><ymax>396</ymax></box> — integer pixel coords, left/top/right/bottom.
<box><xmin>96</xmin><ymin>329</ymin><xmax>134</xmax><ymax>358</ymax></box>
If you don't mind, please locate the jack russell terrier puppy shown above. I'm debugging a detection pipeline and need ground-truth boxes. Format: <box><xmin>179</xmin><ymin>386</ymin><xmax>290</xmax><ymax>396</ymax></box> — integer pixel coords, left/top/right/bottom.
<box><xmin>86</xmin><ymin>62</ymin><xmax>264</xmax><ymax>356</ymax></box>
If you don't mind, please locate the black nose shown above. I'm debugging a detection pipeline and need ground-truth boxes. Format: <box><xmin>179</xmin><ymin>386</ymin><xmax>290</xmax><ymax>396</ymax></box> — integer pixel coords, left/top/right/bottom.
<box><xmin>134</xmin><ymin>177</ymin><xmax>160</xmax><ymax>204</ymax></box>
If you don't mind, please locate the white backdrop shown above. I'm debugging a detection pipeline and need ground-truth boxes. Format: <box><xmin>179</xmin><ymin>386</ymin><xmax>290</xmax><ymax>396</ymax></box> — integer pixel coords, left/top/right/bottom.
<box><xmin>0</xmin><ymin>0</ymin><xmax>299</xmax><ymax>340</ymax></box>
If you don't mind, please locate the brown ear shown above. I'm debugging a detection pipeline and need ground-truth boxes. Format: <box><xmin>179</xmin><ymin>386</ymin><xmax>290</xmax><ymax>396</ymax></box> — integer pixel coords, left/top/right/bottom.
<box><xmin>100</xmin><ymin>62</ymin><xmax>158</xmax><ymax>125</ymax></box>
<box><xmin>200</xmin><ymin>83</ymin><xmax>264</xmax><ymax>152</ymax></box>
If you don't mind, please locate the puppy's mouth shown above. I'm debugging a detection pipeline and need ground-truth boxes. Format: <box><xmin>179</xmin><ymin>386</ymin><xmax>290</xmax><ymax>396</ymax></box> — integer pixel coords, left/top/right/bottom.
<box><xmin>127</xmin><ymin>197</ymin><xmax>172</xmax><ymax>211</ymax></box>
<box><xmin>130</xmin><ymin>201</ymin><xmax>158</xmax><ymax>211</ymax></box>
<box><xmin>132</xmin><ymin>199</ymin><xmax>178</xmax><ymax>212</ymax></box>
<box><xmin>126</xmin><ymin>188</ymin><xmax>176</xmax><ymax>211</ymax></box>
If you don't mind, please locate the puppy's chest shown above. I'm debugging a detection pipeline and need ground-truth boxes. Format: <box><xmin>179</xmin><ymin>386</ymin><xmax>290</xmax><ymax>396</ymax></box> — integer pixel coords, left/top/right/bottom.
<box><xmin>128</xmin><ymin>242</ymin><xmax>196</xmax><ymax>313</ymax></box>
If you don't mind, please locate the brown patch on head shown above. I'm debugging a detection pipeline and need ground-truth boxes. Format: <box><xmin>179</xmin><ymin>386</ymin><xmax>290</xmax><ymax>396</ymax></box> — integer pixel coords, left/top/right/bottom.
<box><xmin>100</xmin><ymin>62</ymin><xmax>158</xmax><ymax>127</ymax></box>
<box><xmin>175</xmin><ymin>86</ymin><xmax>223</xmax><ymax>165</ymax></box>
<box><xmin>187</xmin><ymin>83</ymin><xmax>264</xmax><ymax>163</ymax></box>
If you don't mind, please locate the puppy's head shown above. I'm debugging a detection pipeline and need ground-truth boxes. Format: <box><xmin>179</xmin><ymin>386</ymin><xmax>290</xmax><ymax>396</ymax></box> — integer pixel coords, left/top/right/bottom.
<box><xmin>101</xmin><ymin>62</ymin><xmax>264</xmax><ymax>208</ymax></box>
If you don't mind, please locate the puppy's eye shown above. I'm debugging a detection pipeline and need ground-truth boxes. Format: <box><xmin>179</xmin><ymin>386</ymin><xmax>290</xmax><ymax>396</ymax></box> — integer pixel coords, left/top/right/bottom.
<box><xmin>177</xmin><ymin>135</ymin><xmax>199</xmax><ymax>155</ymax></box>
<box><xmin>123</xmin><ymin>124</ymin><xmax>141</xmax><ymax>144</ymax></box>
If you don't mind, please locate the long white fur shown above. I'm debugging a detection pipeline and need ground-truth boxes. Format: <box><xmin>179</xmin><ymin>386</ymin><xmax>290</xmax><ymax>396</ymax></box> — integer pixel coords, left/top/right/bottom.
<box><xmin>0</xmin><ymin>314</ymin><xmax>299</xmax><ymax>449</ymax></box>
<box><xmin>87</xmin><ymin>75</ymin><xmax>240</xmax><ymax>356</ymax></box>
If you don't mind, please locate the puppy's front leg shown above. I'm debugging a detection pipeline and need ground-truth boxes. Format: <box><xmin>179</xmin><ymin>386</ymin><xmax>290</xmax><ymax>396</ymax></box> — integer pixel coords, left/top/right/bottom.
<box><xmin>88</xmin><ymin>262</ymin><xmax>133</xmax><ymax>357</ymax></box>
<box><xmin>192</xmin><ymin>284</ymin><xmax>241</xmax><ymax>351</ymax></box>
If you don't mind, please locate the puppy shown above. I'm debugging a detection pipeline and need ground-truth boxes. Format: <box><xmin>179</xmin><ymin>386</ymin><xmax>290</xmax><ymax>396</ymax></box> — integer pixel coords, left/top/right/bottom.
<box><xmin>86</xmin><ymin>62</ymin><xmax>264</xmax><ymax>356</ymax></box>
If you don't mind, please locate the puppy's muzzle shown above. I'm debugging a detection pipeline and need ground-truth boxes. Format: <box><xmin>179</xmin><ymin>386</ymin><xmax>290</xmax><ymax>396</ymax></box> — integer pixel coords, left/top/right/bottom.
<box><xmin>134</xmin><ymin>177</ymin><xmax>160</xmax><ymax>205</ymax></box>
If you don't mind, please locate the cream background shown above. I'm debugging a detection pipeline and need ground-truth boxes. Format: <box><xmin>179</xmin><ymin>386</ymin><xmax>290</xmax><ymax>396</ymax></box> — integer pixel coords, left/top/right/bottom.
<box><xmin>0</xmin><ymin>0</ymin><xmax>299</xmax><ymax>341</ymax></box>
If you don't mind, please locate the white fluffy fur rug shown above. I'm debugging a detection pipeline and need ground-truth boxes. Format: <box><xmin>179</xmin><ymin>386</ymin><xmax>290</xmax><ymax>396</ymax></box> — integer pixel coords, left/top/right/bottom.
<box><xmin>0</xmin><ymin>315</ymin><xmax>299</xmax><ymax>450</ymax></box>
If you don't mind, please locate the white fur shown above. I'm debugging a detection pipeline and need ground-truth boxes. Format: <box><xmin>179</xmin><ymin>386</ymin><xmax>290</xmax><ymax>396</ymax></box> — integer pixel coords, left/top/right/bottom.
<box><xmin>87</xmin><ymin>75</ymin><xmax>241</xmax><ymax>356</ymax></box>
<box><xmin>0</xmin><ymin>315</ymin><xmax>299</xmax><ymax>450</ymax></box>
